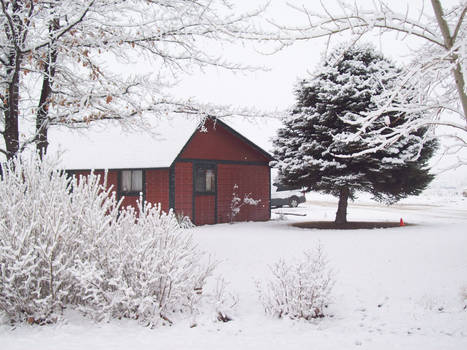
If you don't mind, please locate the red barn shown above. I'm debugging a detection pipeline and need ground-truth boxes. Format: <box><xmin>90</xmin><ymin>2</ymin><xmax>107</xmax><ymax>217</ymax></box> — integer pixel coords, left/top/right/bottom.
<box><xmin>50</xmin><ymin>117</ymin><xmax>273</xmax><ymax>225</ymax></box>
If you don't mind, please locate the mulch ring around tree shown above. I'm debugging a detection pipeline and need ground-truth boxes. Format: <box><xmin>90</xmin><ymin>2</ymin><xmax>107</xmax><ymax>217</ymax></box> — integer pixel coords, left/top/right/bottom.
<box><xmin>291</xmin><ymin>221</ymin><xmax>414</xmax><ymax>230</ymax></box>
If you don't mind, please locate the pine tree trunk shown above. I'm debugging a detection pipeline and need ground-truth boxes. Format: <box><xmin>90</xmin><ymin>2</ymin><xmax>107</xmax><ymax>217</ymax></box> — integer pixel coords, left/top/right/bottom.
<box><xmin>335</xmin><ymin>187</ymin><xmax>349</xmax><ymax>225</ymax></box>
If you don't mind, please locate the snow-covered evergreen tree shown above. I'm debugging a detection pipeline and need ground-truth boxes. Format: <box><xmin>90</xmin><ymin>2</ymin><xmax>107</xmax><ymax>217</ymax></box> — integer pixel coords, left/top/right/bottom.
<box><xmin>272</xmin><ymin>43</ymin><xmax>438</xmax><ymax>224</ymax></box>
<box><xmin>271</xmin><ymin>0</ymin><xmax>467</xmax><ymax>169</ymax></box>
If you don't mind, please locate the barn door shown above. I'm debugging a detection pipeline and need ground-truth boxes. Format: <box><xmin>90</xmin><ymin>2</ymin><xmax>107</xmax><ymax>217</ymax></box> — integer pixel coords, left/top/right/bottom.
<box><xmin>193</xmin><ymin>163</ymin><xmax>217</xmax><ymax>225</ymax></box>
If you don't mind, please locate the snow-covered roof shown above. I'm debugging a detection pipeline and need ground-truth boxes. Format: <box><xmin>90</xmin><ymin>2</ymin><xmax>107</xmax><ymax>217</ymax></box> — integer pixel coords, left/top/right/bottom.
<box><xmin>48</xmin><ymin>116</ymin><xmax>200</xmax><ymax>170</ymax></box>
<box><xmin>47</xmin><ymin>115</ymin><xmax>279</xmax><ymax>170</ymax></box>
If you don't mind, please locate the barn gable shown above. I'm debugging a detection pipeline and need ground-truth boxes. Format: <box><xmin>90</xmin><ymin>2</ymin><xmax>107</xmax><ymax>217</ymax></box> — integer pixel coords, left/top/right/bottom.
<box><xmin>177</xmin><ymin>118</ymin><xmax>272</xmax><ymax>163</ymax></box>
<box><xmin>172</xmin><ymin>118</ymin><xmax>273</xmax><ymax>225</ymax></box>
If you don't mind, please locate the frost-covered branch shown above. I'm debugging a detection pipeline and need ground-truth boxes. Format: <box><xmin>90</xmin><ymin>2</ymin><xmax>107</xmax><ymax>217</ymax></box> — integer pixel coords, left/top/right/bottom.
<box><xmin>269</xmin><ymin>0</ymin><xmax>467</xmax><ymax>166</ymax></box>
<box><xmin>257</xmin><ymin>246</ymin><xmax>334</xmax><ymax>320</ymax></box>
<box><xmin>229</xmin><ymin>184</ymin><xmax>261</xmax><ymax>223</ymax></box>
<box><xmin>1</xmin><ymin>0</ymin><xmax>272</xmax><ymax>159</ymax></box>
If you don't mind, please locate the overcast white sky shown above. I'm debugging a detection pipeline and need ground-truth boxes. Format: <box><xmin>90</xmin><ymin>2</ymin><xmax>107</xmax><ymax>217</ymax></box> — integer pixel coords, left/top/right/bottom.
<box><xmin>171</xmin><ymin>0</ymin><xmax>453</xmax><ymax>111</ymax></box>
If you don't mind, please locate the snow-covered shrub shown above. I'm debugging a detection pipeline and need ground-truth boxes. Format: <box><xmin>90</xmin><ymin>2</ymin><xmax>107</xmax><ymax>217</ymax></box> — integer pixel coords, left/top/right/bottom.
<box><xmin>74</xmin><ymin>201</ymin><xmax>216</xmax><ymax>326</ymax></box>
<box><xmin>0</xmin><ymin>154</ymin><xmax>216</xmax><ymax>326</ymax></box>
<box><xmin>257</xmin><ymin>246</ymin><xmax>334</xmax><ymax>320</ymax></box>
<box><xmin>208</xmin><ymin>277</ymin><xmax>238</xmax><ymax>323</ymax></box>
<box><xmin>174</xmin><ymin>211</ymin><xmax>195</xmax><ymax>229</ymax></box>
<box><xmin>229</xmin><ymin>184</ymin><xmax>261</xmax><ymax>223</ymax></box>
<box><xmin>0</xmin><ymin>153</ymin><xmax>118</xmax><ymax>324</ymax></box>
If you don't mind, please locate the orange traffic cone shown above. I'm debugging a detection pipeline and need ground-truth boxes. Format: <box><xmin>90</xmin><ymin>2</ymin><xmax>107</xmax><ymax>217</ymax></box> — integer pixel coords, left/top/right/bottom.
<box><xmin>400</xmin><ymin>218</ymin><xmax>405</xmax><ymax>226</ymax></box>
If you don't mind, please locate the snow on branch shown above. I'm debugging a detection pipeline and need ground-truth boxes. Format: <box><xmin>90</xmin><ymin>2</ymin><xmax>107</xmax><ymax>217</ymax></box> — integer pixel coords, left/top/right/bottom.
<box><xmin>229</xmin><ymin>184</ymin><xmax>261</xmax><ymax>223</ymax></box>
<box><xmin>0</xmin><ymin>153</ymin><xmax>223</xmax><ymax>326</ymax></box>
<box><xmin>0</xmin><ymin>0</ymin><xmax>274</xmax><ymax>159</ymax></box>
<box><xmin>268</xmin><ymin>0</ymin><xmax>467</xmax><ymax>167</ymax></box>
<box><xmin>256</xmin><ymin>245</ymin><xmax>334</xmax><ymax>320</ymax></box>
<box><xmin>274</xmin><ymin>0</ymin><xmax>442</xmax><ymax>46</ymax></box>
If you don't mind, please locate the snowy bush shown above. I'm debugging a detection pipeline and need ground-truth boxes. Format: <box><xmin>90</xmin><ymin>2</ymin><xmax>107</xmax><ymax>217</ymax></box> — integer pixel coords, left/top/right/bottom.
<box><xmin>208</xmin><ymin>277</ymin><xmax>239</xmax><ymax>323</ymax></box>
<box><xmin>74</xmin><ymin>202</ymin><xmax>216</xmax><ymax>326</ymax></box>
<box><xmin>257</xmin><ymin>246</ymin><xmax>334</xmax><ymax>320</ymax></box>
<box><xmin>0</xmin><ymin>154</ymin><xmax>216</xmax><ymax>326</ymax></box>
<box><xmin>174</xmin><ymin>211</ymin><xmax>195</xmax><ymax>229</ymax></box>
<box><xmin>229</xmin><ymin>184</ymin><xmax>261</xmax><ymax>223</ymax></box>
<box><xmin>0</xmin><ymin>153</ymin><xmax>117</xmax><ymax>324</ymax></box>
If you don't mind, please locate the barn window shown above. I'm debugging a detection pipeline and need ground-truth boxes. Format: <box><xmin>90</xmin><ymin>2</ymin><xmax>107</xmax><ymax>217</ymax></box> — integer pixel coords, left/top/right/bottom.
<box><xmin>195</xmin><ymin>164</ymin><xmax>216</xmax><ymax>193</ymax></box>
<box><xmin>121</xmin><ymin>170</ymin><xmax>143</xmax><ymax>194</ymax></box>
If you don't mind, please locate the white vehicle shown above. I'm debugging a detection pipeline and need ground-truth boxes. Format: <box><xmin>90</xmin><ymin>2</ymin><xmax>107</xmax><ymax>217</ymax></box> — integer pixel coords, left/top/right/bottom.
<box><xmin>271</xmin><ymin>183</ymin><xmax>306</xmax><ymax>208</ymax></box>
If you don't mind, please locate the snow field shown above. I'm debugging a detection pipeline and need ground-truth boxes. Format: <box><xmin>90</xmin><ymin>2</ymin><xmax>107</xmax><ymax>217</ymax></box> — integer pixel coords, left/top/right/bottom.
<box><xmin>1</xmin><ymin>194</ymin><xmax>467</xmax><ymax>349</ymax></box>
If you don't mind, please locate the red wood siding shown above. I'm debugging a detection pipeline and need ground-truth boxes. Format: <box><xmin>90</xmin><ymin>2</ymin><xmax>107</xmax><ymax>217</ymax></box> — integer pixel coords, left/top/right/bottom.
<box><xmin>217</xmin><ymin>164</ymin><xmax>270</xmax><ymax>223</ymax></box>
<box><xmin>179</xmin><ymin>119</ymin><xmax>269</xmax><ymax>162</ymax></box>
<box><xmin>73</xmin><ymin>170</ymin><xmax>138</xmax><ymax>209</ymax></box>
<box><xmin>120</xmin><ymin>195</ymin><xmax>139</xmax><ymax>210</ymax></box>
<box><xmin>72</xmin><ymin>169</ymin><xmax>170</xmax><ymax>213</ymax></box>
<box><xmin>194</xmin><ymin>195</ymin><xmax>216</xmax><ymax>225</ymax></box>
<box><xmin>73</xmin><ymin>170</ymin><xmax>118</xmax><ymax>195</ymax></box>
<box><xmin>145</xmin><ymin>169</ymin><xmax>170</xmax><ymax>212</ymax></box>
<box><xmin>174</xmin><ymin>162</ymin><xmax>193</xmax><ymax>220</ymax></box>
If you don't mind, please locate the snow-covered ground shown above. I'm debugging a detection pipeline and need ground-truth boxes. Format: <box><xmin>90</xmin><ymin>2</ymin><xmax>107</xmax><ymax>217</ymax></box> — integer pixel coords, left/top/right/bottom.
<box><xmin>2</xmin><ymin>193</ymin><xmax>467</xmax><ymax>350</ymax></box>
